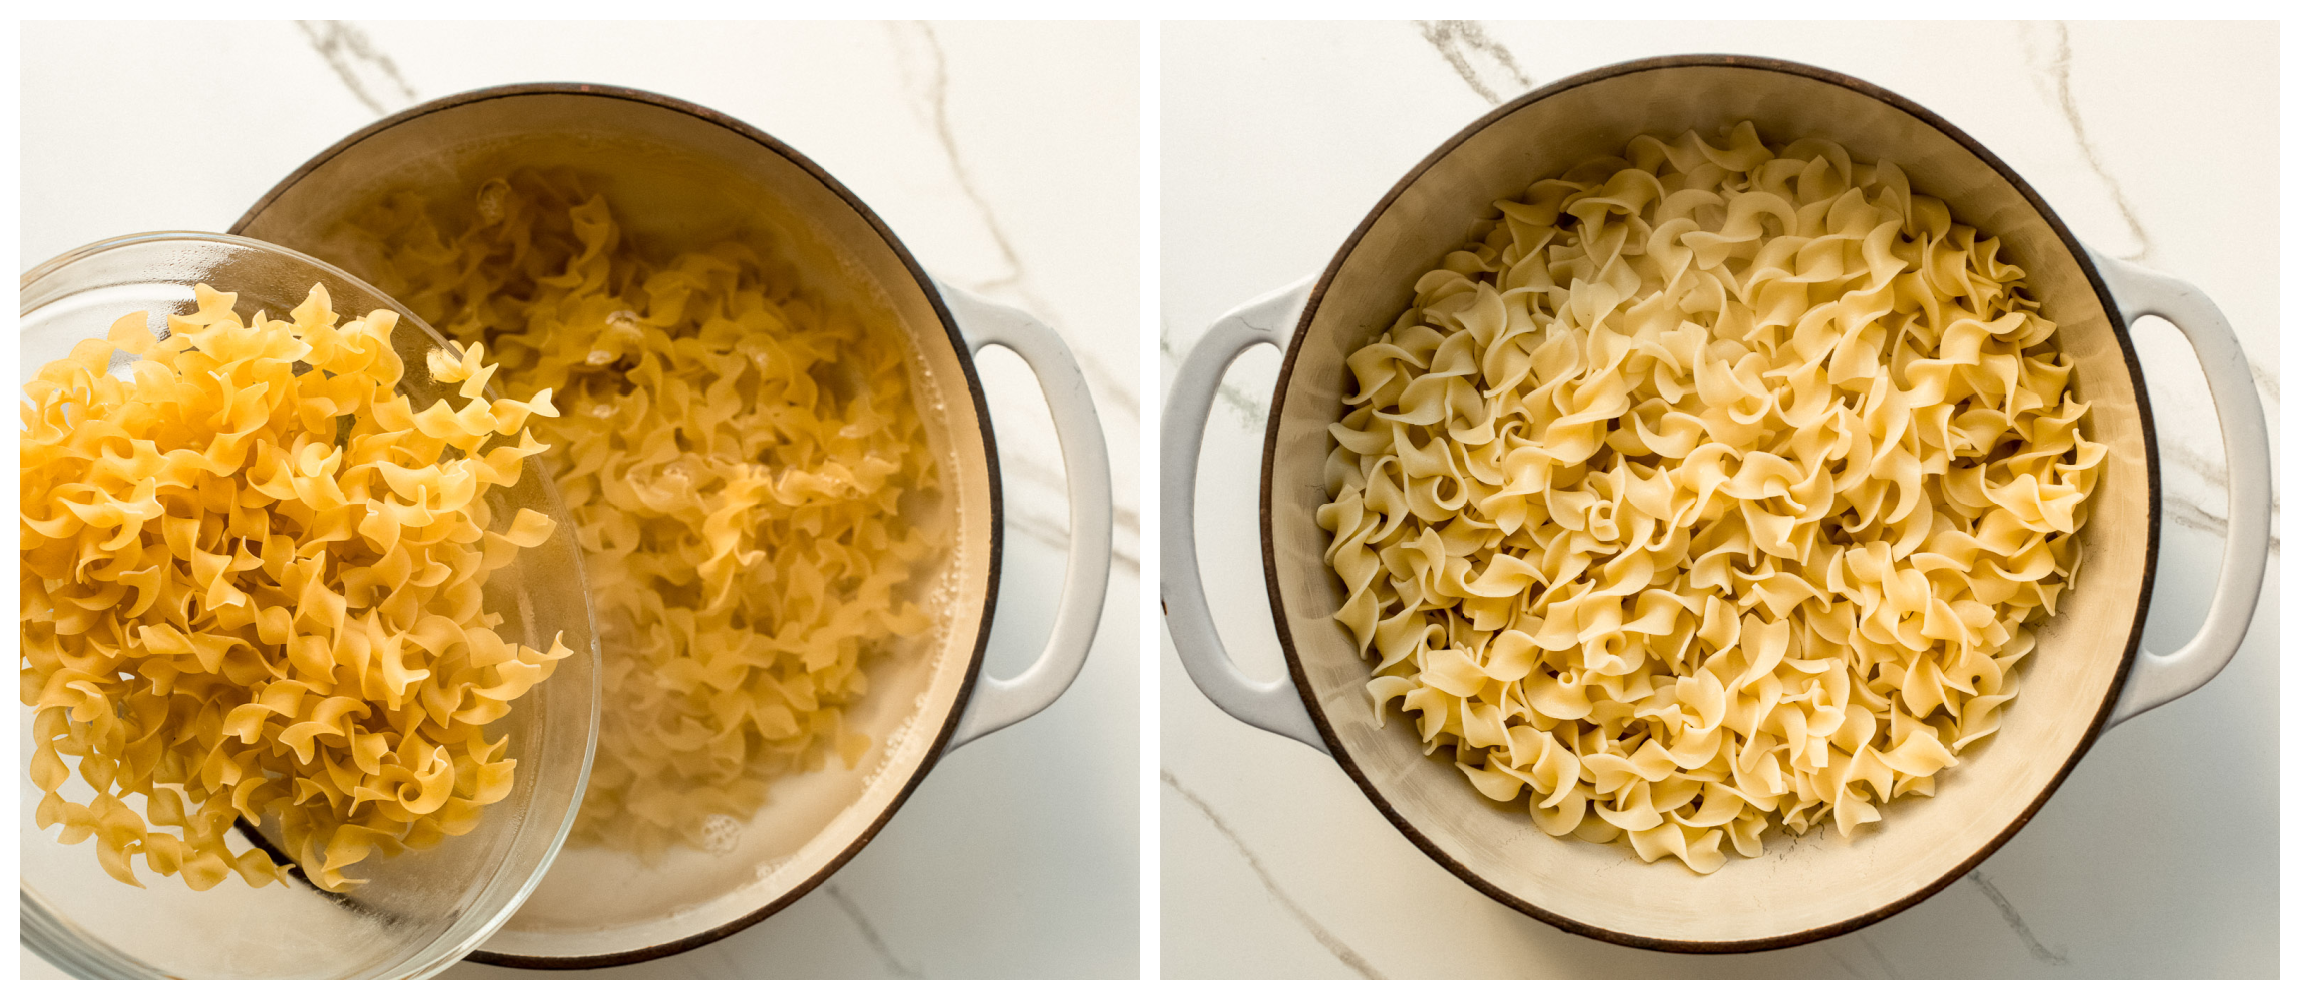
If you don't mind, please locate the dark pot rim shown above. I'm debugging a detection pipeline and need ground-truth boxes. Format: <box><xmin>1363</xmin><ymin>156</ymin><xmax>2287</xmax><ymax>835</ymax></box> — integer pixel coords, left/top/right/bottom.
<box><xmin>233</xmin><ymin>81</ymin><xmax>1004</xmax><ymax>970</ymax></box>
<box><xmin>1256</xmin><ymin>53</ymin><xmax>2160</xmax><ymax>955</ymax></box>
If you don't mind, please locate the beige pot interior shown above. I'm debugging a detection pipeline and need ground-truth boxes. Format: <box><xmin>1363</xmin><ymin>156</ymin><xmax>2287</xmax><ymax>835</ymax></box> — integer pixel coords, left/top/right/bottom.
<box><xmin>1266</xmin><ymin>63</ymin><xmax>2153</xmax><ymax>948</ymax></box>
<box><xmin>237</xmin><ymin>91</ymin><xmax>997</xmax><ymax>961</ymax></box>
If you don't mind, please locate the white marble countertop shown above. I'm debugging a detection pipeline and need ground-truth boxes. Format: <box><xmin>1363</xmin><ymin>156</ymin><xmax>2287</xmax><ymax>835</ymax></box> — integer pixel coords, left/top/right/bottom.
<box><xmin>1158</xmin><ymin>20</ymin><xmax>2278</xmax><ymax>978</ymax></box>
<box><xmin>21</xmin><ymin>19</ymin><xmax>1139</xmax><ymax>979</ymax></box>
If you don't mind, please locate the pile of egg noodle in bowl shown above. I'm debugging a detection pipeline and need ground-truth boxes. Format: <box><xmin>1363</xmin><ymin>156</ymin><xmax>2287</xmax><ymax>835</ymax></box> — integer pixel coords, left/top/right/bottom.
<box><xmin>21</xmin><ymin>285</ymin><xmax>568</xmax><ymax>891</ymax></box>
<box><xmin>357</xmin><ymin>170</ymin><xmax>947</xmax><ymax>860</ymax></box>
<box><xmin>1318</xmin><ymin>123</ymin><xmax>2101</xmax><ymax>873</ymax></box>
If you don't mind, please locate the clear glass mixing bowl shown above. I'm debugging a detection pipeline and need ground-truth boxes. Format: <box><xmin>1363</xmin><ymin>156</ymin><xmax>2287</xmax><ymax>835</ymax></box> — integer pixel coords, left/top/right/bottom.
<box><xmin>19</xmin><ymin>232</ymin><xmax>603</xmax><ymax>979</ymax></box>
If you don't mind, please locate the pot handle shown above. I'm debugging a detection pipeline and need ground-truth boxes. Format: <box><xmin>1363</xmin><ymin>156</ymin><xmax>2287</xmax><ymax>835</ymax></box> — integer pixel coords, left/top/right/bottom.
<box><xmin>935</xmin><ymin>280</ymin><xmax>1113</xmax><ymax>749</ymax></box>
<box><xmin>1159</xmin><ymin>278</ymin><xmax>1327</xmax><ymax>752</ymax></box>
<box><xmin>2085</xmin><ymin>250</ymin><xmax>2273</xmax><ymax>727</ymax></box>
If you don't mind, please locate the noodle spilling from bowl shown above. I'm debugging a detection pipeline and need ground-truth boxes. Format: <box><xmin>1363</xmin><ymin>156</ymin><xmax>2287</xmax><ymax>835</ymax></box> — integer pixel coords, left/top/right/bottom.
<box><xmin>358</xmin><ymin>170</ymin><xmax>945</xmax><ymax>860</ymax></box>
<box><xmin>1319</xmin><ymin>123</ymin><xmax>2101</xmax><ymax>872</ymax></box>
<box><xmin>20</xmin><ymin>284</ymin><xmax>568</xmax><ymax>891</ymax></box>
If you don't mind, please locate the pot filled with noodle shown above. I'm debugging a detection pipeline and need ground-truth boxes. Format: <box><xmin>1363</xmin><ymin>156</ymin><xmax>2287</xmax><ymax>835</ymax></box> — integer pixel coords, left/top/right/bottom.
<box><xmin>231</xmin><ymin>83</ymin><xmax>1111</xmax><ymax>967</ymax></box>
<box><xmin>1162</xmin><ymin>54</ymin><xmax>2268</xmax><ymax>951</ymax></box>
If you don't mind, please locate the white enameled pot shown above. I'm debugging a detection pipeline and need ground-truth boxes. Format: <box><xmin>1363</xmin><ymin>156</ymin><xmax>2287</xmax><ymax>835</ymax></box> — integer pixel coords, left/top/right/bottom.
<box><xmin>234</xmin><ymin>83</ymin><xmax>1112</xmax><ymax>968</ymax></box>
<box><xmin>1162</xmin><ymin>55</ymin><xmax>2268</xmax><ymax>952</ymax></box>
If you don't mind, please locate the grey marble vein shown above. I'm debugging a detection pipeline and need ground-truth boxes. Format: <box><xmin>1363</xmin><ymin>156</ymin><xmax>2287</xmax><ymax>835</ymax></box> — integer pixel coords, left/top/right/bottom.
<box><xmin>2162</xmin><ymin>432</ymin><xmax>2233</xmax><ymax>494</ymax></box>
<box><xmin>822</xmin><ymin>882</ymin><xmax>924</xmax><ymax>978</ymax></box>
<box><xmin>2023</xmin><ymin>21</ymin><xmax>2150</xmax><ymax>261</ymax></box>
<box><xmin>999</xmin><ymin>451</ymin><xmax>1140</xmax><ymax>573</ymax></box>
<box><xmin>1965</xmin><ymin>869</ymin><xmax>2068</xmax><ymax>966</ymax></box>
<box><xmin>1163</xmin><ymin>771</ymin><xmax>1384</xmax><ymax>979</ymax></box>
<box><xmin>2163</xmin><ymin>493</ymin><xmax>2279</xmax><ymax>555</ymax></box>
<box><xmin>1004</xmin><ymin>451</ymin><xmax>1079</xmax><ymax>504</ymax></box>
<box><xmin>1006</xmin><ymin>507</ymin><xmax>1139</xmax><ymax>575</ymax></box>
<box><xmin>2162</xmin><ymin>494</ymin><xmax>2226</xmax><ymax>536</ymax></box>
<box><xmin>295</xmin><ymin>21</ymin><xmax>417</xmax><ymax>117</ymax></box>
<box><xmin>1005</xmin><ymin>448</ymin><xmax>1140</xmax><ymax>547</ymax></box>
<box><xmin>1818</xmin><ymin>941</ymin><xmax>1867</xmax><ymax>978</ymax></box>
<box><xmin>680</xmin><ymin>937</ymin><xmax>745</xmax><ymax>978</ymax></box>
<box><xmin>1413</xmin><ymin>21</ymin><xmax>1532</xmax><ymax>106</ymax></box>
<box><xmin>2023</xmin><ymin>20</ymin><xmax>2278</xmax><ymax>407</ymax></box>
<box><xmin>1161</xmin><ymin>323</ymin><xmax>1270</xmax><ymax>427</ymax></box>
<box><xmin>888</xmin><ymin>21</ymin><xmax>1139</xmax><ymax>425</ymax></box>
<box><xmin>2158</xmin><ymin>434</ymin><xmax>2281</xmax><ymax>550</ymax></box>
<box><xmin>1854</xmin><ymin>932</ymin><xmax>1902</xmax><ymax>979</ymax></box>
<box><xmin>1008</xmin><ymin>509</ymin><xmax>1072</xmax><ymax>550</ymax></box>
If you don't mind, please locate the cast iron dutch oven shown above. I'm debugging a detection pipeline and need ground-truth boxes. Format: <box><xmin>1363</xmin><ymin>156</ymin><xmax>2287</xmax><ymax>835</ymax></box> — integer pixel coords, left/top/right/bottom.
<box><xmin>236</xmin><ymin>83</ymin><xmax>1112</xmax><ymax>967</ymax></box>
<box><xmin>1162</xmin><ymin>55</ymin><xmax>2268</xmax><ymax>952</ymax></box>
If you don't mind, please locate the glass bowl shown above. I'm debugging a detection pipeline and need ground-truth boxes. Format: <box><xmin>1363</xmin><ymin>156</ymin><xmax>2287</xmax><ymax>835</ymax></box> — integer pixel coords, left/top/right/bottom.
<box><xmin>19</xmin><ymin>232</ymin><xmax>603</xmax><ymax>979</ymax></box>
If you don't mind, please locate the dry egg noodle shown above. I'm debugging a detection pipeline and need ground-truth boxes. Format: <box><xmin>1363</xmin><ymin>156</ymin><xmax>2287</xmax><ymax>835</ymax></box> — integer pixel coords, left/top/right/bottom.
<box><xmin>1318</xmin><ymin>123</ymin><xmax>2101</xmax><ymax>873</ymax></box>
<box><xmin>20</xmin><ymin>284</ymin><xmax>569</xmax><ymax>891</ymax></box>
<box><xmin>357</xmin><ymin>170</ymin><xmax>944</xmax><ymax>860</ymax></box>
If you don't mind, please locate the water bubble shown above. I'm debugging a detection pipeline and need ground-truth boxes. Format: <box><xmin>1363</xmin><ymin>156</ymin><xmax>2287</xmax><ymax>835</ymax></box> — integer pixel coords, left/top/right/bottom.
<box><xmin>699</xmin><ymin>813</ymin><xmax>741</xmax><ymax>855</ymax></box>
<box><xmin>476</xmin><ymin>180</ymin><xmax>509</xmax><ymax>224</ymax></box>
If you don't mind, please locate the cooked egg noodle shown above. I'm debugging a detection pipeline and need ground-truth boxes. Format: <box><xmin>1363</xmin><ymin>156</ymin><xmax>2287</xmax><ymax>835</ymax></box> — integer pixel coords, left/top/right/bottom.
<box><xmin>358</xmin><ymin>170</ymin><xmax>943</xmax><ymax>860</ymax></box>
<box><xmin>1319</xmin><ymin>123</ymin><xmax>2101</xmax><ymax>873</ymax></box>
